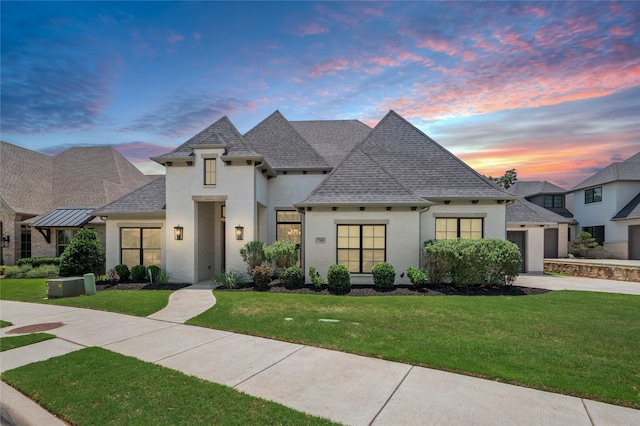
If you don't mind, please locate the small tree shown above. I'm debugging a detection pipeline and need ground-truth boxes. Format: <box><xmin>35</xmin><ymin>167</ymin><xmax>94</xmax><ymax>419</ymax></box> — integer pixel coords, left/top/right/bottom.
<box><xmin>571</xmin><ymin>231</ymin><xmax>603</xmax><ymax>258</ymax></box>
<box><xmin>240</xmin><ymin>241</ymin><xmax>266</xmax><ymax>273</ymax></box>
<box><xmin>59</xmin><ymin>229</ymin><xmax>105</xmax><ymax>277</ymax></box>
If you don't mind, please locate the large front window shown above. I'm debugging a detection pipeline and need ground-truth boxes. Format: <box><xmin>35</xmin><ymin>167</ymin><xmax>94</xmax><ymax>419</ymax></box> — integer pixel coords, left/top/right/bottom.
<box><xmin>204</xmin><ymin>158</ymin><xmax>216</xmax><ymax>185</ymax></box>
<box><xmin>435</xmin><ymin>218</ymin><xmax>483</xmax><ymax>239</ymax></box>
<box><xmin>21</xmin><ymin>225</ymin><xmax>31</xmax><ymax>259</ymax></box>
<box><xmin>120</xmin><ymin>228</ymin><xmax>161</xmax><ymax>267</ymax></box>
<box><xmin>585</xmin><ymin>187</ymin><xmax>602</xmax><ymax>204</ymax></box>
<box><xmin>337</xmin><ymin>224</ymin><xmax>386</xmax><ymax>273</ymax></box>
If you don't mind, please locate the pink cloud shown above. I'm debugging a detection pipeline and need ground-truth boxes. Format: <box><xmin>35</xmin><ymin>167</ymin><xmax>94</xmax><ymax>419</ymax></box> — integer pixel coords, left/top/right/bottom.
<box><xmin>610</xmin><ymin>27</ymin><xmax>634</xmax><ymax>37</ymax></box>
<box><xmin>298</xmin><ymin>23</ymin><xmax>329</xmax><ymax>37</ymax></box>
<box><xmin>167</xmin><ymin>32</ymin><xmax>185</xmax><ymax>44</ymax></box>
<box><xmin>308</xmin><ymin>58</ymin><xmax>352</xmax><ymax>77</ymax></box>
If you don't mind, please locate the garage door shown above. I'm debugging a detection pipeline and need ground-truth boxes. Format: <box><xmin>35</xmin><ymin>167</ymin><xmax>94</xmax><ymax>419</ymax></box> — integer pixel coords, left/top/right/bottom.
<box><xmin>629</xmin><ymin>225</ymin><xmax>640</xmax><ymax>260</ymax></box>
<box><xmin>544</xmin><ymin>228</ymin><xmax>558</xmax><ymax>258</ymax></box>
<box><xmin>507</xmin><ymin>231</ymin><xmax>526</xmax><ymax>272</ymax></box>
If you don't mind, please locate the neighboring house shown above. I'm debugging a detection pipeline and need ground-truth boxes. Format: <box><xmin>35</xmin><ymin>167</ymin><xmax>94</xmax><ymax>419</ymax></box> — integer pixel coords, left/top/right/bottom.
<box><xmin>95</xmin><ymin>110</ymin><xmax>518</xmax><ymax>285</ymax></box>
<box><xmin>567</xmin><ymin>152</ymin><xmax>640</xmax><ymax>260</ymax></box>
<box><xmin>508</xmin><ymin>181</ymin><xmax>577</xmax><ymax>261</ymax></box>
<box><xmin>505</xmin><ymin>199</ymin><xmax>574</xmax><ymax>272</ymax></box>
<box><xmin>0</xmin><ymin>141</ymin><xmax>154</xmax><ymax>265</ymax></box>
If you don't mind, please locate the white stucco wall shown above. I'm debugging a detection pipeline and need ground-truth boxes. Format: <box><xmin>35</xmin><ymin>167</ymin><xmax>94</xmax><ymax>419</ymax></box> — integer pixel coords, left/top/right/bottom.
<box><xmin>164</xmin><ymin>151</ymin><xmax>257</xmax><ymax>283</ymax></box>
<box><xmin>267</xmin><ymin>173</ymin><xmax>326</xmax><ymax>244</ymax></box>
<box><xmin>303</xmin><ymin>207</ymin><xmax>421</xmax><ymax>285</ymax></box>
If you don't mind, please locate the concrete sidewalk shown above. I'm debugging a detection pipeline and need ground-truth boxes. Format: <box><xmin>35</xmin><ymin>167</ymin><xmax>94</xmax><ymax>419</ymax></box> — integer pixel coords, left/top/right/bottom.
<box><xmin>2</xmin><ymin>290</ymin><xmax>639</xmax><ymax>425</ymax></box>
<box><xmin>516</xmin><ymin>273</ymin><xmax>640</xmax><ymax>295</ymax></box>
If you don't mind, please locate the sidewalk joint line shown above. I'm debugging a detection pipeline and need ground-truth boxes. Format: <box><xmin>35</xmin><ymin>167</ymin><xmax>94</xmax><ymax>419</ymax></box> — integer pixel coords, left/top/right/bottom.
<box><xmin>233</xmin><ymin>344</ymin><xmax>307</xmax><ymax>388</ymax></box>
<box><xmin>152</xmin><ymin>330</ymin><xmax>237</xmax><ymax>363</ymax></box>
<box><xmin>368</xmin><ymin>365</ymin><xmax>414</xmax><ymax>425</ymax></box>
<box><xmin>581</xmin><ymin>399</ymin><xmax>596</xmax><ymax>426</ymax></box>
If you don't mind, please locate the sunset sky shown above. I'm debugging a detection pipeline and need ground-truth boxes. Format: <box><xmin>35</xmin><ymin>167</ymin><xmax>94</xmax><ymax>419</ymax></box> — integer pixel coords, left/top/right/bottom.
<box><xmin>2</xmin><ymin>1</ymin><xmax>638</xmax><ymax>189</ymax></box>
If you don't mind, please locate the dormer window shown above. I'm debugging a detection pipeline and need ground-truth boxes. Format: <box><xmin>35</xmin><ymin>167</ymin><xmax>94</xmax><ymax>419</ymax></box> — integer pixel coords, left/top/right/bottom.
<box><xmin>544</xmin><ymin>195</ymin><xmax>563</xmax><ymax>208</ymax></box>
<box><xmin>204</xmin><ymin>158</ymin><xmax>216</xmax><ymax>185</ymax></box>
<box><xmin>585</xmin><ymin>187</ymin><xmax>602</xmax><ymax>204</ymax></box>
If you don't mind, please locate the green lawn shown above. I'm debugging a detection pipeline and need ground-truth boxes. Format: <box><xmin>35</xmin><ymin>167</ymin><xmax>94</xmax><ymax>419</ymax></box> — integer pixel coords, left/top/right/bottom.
<box><xmin>188</xmin><ymin>290</ymin><xmax>640</xmax><ymax>408</ymax></box>
<box><xmin>0</xmin><ymin>333</ymin><xmax>56</xmax><ymax>352</ymax></box>
<box><xmin>0</xmin><ymin>320</ymin><xmax>11</xmax><ymax>328</ymax></box>
<box><xmin>2</xmin><ymin>347</ymin><xmax>337</xmax><ymax>426</ymax></box>
<box><xmin>0</xmin><ymin>278</ymin><xmax>170</xmax><ymax>316</ymax></box>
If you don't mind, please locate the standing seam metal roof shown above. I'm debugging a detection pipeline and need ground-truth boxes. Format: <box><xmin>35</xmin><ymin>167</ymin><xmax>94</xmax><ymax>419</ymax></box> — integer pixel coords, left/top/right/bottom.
<box><xmin>31</xmin><ymin>208</ymin><xmax>96</xmax><ymax>228</ymax></box>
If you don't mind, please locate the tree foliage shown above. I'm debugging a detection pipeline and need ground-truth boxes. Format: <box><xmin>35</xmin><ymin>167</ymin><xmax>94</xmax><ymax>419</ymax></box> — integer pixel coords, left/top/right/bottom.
<box><xmin>487</xmin><ymin>168</ymin><xmax>518</xmax><ymax>189</ymax></box>
<box><xmin>571</xmin><ymin>231</ymin><xmax>603</xmax><ymax>258</ymax></box>
<box><xmin>59</xmin><ymin>229</ymin><xmax>105</xmax><ymax>277</ymax></box>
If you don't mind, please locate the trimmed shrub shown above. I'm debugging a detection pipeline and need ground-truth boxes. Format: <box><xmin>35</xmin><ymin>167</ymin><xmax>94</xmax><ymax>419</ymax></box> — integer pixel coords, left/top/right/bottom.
<box><xmin>252</xmin><ymin>264</ymin><xmax>273</xmax><ymax>290</ymax></box>
<box><xmin>114</xmin><ymin>264</ymin><xmax>130</xmax><ymax>281</ymax></box>
<box><xmin>308</xmin><ymin>266</ymin><xmax>324</xmax><ymax>290</ymax></box>
<box><xmin>372</xmin><ymin>262</ymin><xmax>396</xmax><ymax>289</ymax></box>
<box><xmin>147</xmin><ymin>265</ymin><xmax>161</xmax><ymax>281</ymax></box>
<box><xmin>264</xmin><ymin>240</ymin><xmax>298</xmax><ymax>275</ymax></box>
<box><xmin>406</xmin><ymin>267</ymin><xmax>428</xmax><ymax>288</ymax></box>
<box><xmin>212</xmin><ymin>270</ymin><xmax>248</xmax><ymax>289</ymax></box>
<box><xmin>283</xmin><ymin>266</ymin><xmax>304</xmax><ymax>289</ymax></box>
<box><xmin>571</xmin><ymin>231</ymin><xmax>603</xmax><ymax>258</ymax></box>
<box><xmin>4</xmin><ymin>264</ymin><xmax>58</xmax><ymax>278</ymax></box>
<box><xmin>423</xmin><ymin>239</ymin><xmax>521</xmax><ymax>286</ymax></box>
<box><xmin>240</xmin><ymin>241</ymin><xmax>266</xmax><ymax>273</ymax></box>
<box><xmin>17</xmin><ymin>257</ymin><xmax>60</xmax><ymax>267</ymax></box>
<box><xmin>59</xmin><ymin>229</ymin><xmax>105</xmax><ymax>276</ymax></box>
<box><xmin>131</xmin><ymin>264</ymin><xmax>147</xmax><ymax>281</ymax></box>
<box><xmin>327</xmin><ymin>264</ymin><xmax>351</xmax><ymax>293</ymax></box>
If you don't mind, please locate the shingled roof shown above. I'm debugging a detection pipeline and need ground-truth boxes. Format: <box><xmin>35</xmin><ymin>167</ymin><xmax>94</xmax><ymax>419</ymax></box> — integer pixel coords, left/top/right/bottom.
<box><xmin>506</xmin><ymin>199</ymin><xmax>574</xmax><ymax>224</ymax></box>
<box><xmin>509</xmin><ymin>181</ymin><xmax>567</xmax><ymax>197</ymax></box>
<box><xmin>0</xmin><ymin>141</ymin><xmax>153</xmax><ymax>216</ymax></box>
<box><xmin>152</xmin><ymin>116</ymin><xmax>259</xmax><ymax>163</ymax></box>
<box><xmin>571</xmin><ymin>152</ymin><xmax>640</xmax><ymax>191</ymax></box>
<box><xmin>290</xmin><ymin>120</ymin><xmax>371</xmax><ymax>167</ymax></box>
<box><xmin>244</xmin><ymin>111</ymin><xmax>331</xmax><ymax>171</ymax></box>
<box><xmin>93</xmin><ymin>176</ymin><xmax>166</xmax><ymax>215</ymax></box>
<box><xmin>298</xmin><ymin>110</ymin><xmax>513</xmax><ymax>206</ymax></box>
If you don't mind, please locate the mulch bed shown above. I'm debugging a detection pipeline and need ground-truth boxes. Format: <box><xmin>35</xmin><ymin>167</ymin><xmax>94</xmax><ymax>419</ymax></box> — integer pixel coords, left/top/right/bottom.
<box><xmin>220</xmin><ymin>283</ymin><xmax>550</xmax><ymax>297</ymax></box>
<box><xmin>95</xmin><ymin>281</ymin><xmax>549</xmax><ymax>296</ymax></box>
<box><xmin>95</xmin><ymin>282</ymin><xmax>191</xmax><ymax>291</ymax></box>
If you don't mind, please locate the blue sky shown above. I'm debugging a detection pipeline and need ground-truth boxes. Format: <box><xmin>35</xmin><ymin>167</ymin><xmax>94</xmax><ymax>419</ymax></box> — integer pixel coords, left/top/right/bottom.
<box><xmin>2</xmin><ymin>1</ymin><xmax>639</xmax><ymax>188</ymax></box>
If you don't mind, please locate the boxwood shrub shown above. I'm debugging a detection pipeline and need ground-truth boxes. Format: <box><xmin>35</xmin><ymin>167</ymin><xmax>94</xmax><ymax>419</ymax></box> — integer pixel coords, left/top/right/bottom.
<box><xmin>114</xmin><ymin>264</ymin><xmax>130</xmax><ymax>281</ymax></box>
<box><xmin>327</xmin><ymin>264</ymin><xmax>351</xmax><ymax>293</ymax></box>
<box><xmin>406</xmin><ymin>267</ymin><xmax>428</xmax><ymax>288</ymax></box>
<box><xmin>423</xmin><ymin>238</ymin><xmax>521</xmax><ymax>286</ymax></box>
<box><xmin>130</xmin><ymin>264</ymin><xmax>147</xmax><ymax>281</ymax></box>
<box><xmin>371</xmin><ymin>262</ymin><xmax>395</xmax><ymax>289</ymax></box>
<box><xmin>16</xmin><ymin>257</ymin><xmax>61</xmax><ymax>267</ymax></box>
<box><xmin>283</xmin><ymin>266</ymin><xmax>304</xmax><ymax>289</ymax></box>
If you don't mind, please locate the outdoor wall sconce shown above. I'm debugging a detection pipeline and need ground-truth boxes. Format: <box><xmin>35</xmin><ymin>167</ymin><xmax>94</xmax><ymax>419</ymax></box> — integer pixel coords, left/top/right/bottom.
<box><xmin>235</xmin><ymin>225</ymin><xmax>244</xmax><ymax>240</ymax></box>
<box><xmin>1</xmin><ymin>235</ymin><xmax>9</xmax><ymax>248</ymax></box>
<box><xmin>174</xmin><ymin>225</ymin><xmax>184</xmax><ymax>241</ymax></box>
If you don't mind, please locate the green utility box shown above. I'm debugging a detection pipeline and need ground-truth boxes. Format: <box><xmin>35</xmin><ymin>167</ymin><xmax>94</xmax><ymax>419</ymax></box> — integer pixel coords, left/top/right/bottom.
<box><xmin>46</xmin><ymin>277</ymin><xmax>85</xmax><ymax>299</ymax></box>
<box><xmin>84</xmin><ymin>273</ymin><xmax>97</xmax><ymax>296</ymax></box>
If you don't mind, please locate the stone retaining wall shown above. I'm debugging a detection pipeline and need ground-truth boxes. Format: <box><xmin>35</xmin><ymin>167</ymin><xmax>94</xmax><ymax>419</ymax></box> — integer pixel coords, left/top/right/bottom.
<box><xmin>544</xmin><ymin>260</ymin><xmax>640</xmax><ymax>283</ymax></box>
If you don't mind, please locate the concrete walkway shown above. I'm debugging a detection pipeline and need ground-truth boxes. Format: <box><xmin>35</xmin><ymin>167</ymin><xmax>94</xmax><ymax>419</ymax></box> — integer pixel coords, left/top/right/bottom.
<box><xmin>147</xmin><ymin>280</ymin><xmax>216</xmax><ymax>323</ymax></box>
<box><xmin>2</xmin><ymin>276</ymin><xmax>640</xmax><ymax>425</ymax></box>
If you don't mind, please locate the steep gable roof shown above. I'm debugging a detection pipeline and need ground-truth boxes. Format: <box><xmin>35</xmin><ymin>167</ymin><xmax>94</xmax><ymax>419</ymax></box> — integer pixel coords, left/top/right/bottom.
<box><xmin>571</xmin><ymin>152</ymin><xmax>640</xmax><ymax>191</ymax></box>
<box><xmin>244</xmin><ymin>110</ymin><xmax>330</xmax><ymax>171</ymax></box>
<box><xmin>93</xmin><ymin>176</ymin><xmax>166</xmax><ymax>215</ymax></box>
<box><xmin>152</xmin><ymin>116</ymin><xmax>258</xmax><ymax>163</ymax></box>
<box><xmin>298</xmin><ymin>110</ymin><xmax>512</xmax><ymax>206</ymax></box>
<box><xmin>506</xmin><ymin>199</ymin><xmax>574</xmax><ymax>224</ymax></box>
<box><xmin>290</xmin><ymin>120</ymin><xmax>371</xmax><ymax>167</ymax></box>
<box><xmin>509</xmin><ymin>181</ymin><xmax>567</xmax><ymax>197</ymax></box>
